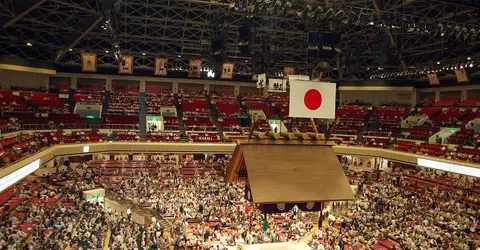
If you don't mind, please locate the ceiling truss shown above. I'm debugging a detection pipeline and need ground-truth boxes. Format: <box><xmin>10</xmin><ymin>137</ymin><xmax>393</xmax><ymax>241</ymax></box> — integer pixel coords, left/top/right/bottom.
<box><xmin>0</xmin><ymin>0</ymin><xmax>478</xmax><ymax>80</ymax></box>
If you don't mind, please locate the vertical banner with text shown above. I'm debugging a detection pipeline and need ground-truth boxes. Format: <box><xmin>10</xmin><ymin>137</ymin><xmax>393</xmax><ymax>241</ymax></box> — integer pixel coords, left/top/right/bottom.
<box><xmin>118</xmin><ymin>55</ymin><xmax>134</xmax><ymax>74</ymax></box>
<box><xmin>188</xmin><ymin>59</ymin><xmax>202</xmax><ymax>78</ymax></box>
<box><xmin>221</xmin><ymin>62</ymin><xmax>235</xmax><ymax>80</ymax></box>
<box><xmin>154</xmin><ymin>58</ymin><xmax>168</xmax><ymax>76</ymax></box>
<box><xmin>455</xmin><ymin>68</ymin><xmax>469</xmax><ymax>83</ymax></box>
<box><xmin>427</xmin><ymin>72</ymin><xmax>440</xmax><ymax>85</ymax></box>
<box><xmin>268</xmin><ymin>78</ymin><xmax>286</xmax><ymax>92</ymax></box>
<box><xmin>81</xmin><ymin>52</ymin><xmax>97</xmax><ymax>72</ymax></box>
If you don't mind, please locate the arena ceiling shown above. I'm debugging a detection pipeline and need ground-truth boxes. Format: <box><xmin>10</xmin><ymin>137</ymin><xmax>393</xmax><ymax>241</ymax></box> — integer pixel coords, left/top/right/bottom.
<box><xmin>0</xmin><ymin>0</ymin><xmax>479</xmax><ymax>80</ymax></box>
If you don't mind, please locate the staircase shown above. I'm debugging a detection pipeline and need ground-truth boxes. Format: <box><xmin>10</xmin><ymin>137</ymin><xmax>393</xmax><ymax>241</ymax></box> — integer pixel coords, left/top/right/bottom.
<box><xmin>358</xmin><ymin>106</ymin><xmax>376</xmax><ymax>140</ymax></box>
<box><xmin>237</xmin><ymin>96</ymin><xmax>248</xmax><ymax>115</ymax></box>
<box><xmin>87</xmin><ymin>118</ymin><xmax>102</xmax><ymax>129</ymax></box>
<box><xmin>139</xmin><ymin>92</ymin><xmax>147</xmax><ymax>141</ymax></box>
<box><xmin>237</xmin><ymin>96</ymin><xmax>252</xmax><ymax>127</ymax></box>
<box><xmin>157</xmin><ymin>216</ymin><xmax>173</xmax><ymax>230</ymax></box>
<box><xmin>174</xmin><ymin>94</ymin><xmax>186</xmax><ymax>131</ymax></box>
<box><xmin>102</xmin><ymin>228</ymin><xmax>111</xmax><ymax>250</ymax></box>
<box><xmin>66</xmin><ymin>89</ymin><xmax>76</xmax><ymax>113</ymax></box>
<box><xmin>206</xmin><ymin>94</ymin><xmax>224</xmax><ymax>140</ymax></box>
<box><xmin>102</xmin><ymin>91</ymin><xmax>111</xmax><ymax>116</ymax></box>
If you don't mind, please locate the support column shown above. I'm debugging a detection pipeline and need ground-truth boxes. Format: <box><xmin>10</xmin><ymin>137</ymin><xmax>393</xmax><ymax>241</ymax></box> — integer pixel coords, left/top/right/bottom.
<box><xmin>411</xmin><ymin>88</ymin><xmax>417</xmax><ymax>108</ymax></box>
<box><xmin>71</xmin><ymin>76</ymin><xmax>78</xmax><ymax>90</ymax></box>
<box><xmin>43</xmin><ymin>75</ymin><xmax>49</xmax><ymax>89</ymax></box>
<box><xmin>204</xmin><ymin>84</ymin><xmax>210</xmax><ymax>94</ymax></box>
<box><xmin>106</xmin><ymin>78</ymin><xmax>112</xmax><ymax>91</ymax></box>
<box><xmin>140</xmin><ymin>79</ymin><xmax>146</xmax><ymax>93</ymax></box>
<box><xmin>172</xmin><ymin>82</ymin><xmax>178</xmax><ymax>94</ymax></box>
<box><xmin>234</xmin><ymin>85</ymin><xmax>240</xmax><ymax>96</ymax></box>
<box><xmin>435</xmin><ymin>91</ymin><xmax>440</xmax><ymax>102</ymax></box>
<box><xmin>263</xmin><ymin>84</ymin><xmax>268</xmax><ymax>97</ymax></box>
<box><xmin>461</xmin><ymin>89</ymin><xmax>467</xmax><ymax>101</ymax></box>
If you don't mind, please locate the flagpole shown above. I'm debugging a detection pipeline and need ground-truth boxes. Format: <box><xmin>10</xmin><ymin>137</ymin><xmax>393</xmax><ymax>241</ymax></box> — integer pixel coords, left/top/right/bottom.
<box><xmin>310</xmin><ymin>118</ymin><xmax>318</xmax><ymax>134</ymax></box>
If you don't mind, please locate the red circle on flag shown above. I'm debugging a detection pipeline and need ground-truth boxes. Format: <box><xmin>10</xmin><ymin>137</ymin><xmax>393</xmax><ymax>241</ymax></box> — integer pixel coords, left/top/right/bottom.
<box><xmin>304</xmin><ymin>89</ymin><xmax>322</xmax><ymax>110</ymax></box>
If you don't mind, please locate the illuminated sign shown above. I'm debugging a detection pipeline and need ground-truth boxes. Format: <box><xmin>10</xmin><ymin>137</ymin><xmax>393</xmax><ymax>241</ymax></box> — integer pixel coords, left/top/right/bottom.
<box><xmin>150</xmin><ymin>117</ymin><xmax>159</xmax><ymax>121</ymax></box>
<box><xmin>83</xmin><ymin>146</ymin><xmax>90</xmax><ymax>153</ymax></box>
<box><xmin>91</xmin><ymin>194</ymin><xmax>100</xmax><ymax>199</ymax></box>
<box><xmin>447</xmin><ymin>129</ymin><xmax>457</xmax><ymax>133</ymax></box>
<box><xmin>86</xmin><ymin>115</ymin><xmax>95</xmax><ymax>119</ymax></box>
<box><xmin>417</xmin><ymin>158</ymin><xmax>480</xmax><ymax>178</ymax></box>
<box><xmin>0</xmin><ymin>159</ymin><xmax>40</xmax><ymax>192</ymax></box>
<box><xmin>269</xmin><ymin>120</ymin><xmax>279</xmax><ymax>125</ymax></box>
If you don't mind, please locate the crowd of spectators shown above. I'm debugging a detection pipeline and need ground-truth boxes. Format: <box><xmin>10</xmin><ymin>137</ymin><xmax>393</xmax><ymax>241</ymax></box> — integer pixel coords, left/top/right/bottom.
<box><xmin>337</xmin><ymin>137</ymin><xmax>480</xmax><ymax>164</ymax></box>
<box><xmin>94</xmin><ymin>155</ymin><xmax>315</xmax><ymax>249</ymax></box>
<box><xmin>0</xmin><ymin>150</ymin><xmax>479</xmax><ymax>249</ymax></box>
<box><xmin>308</xmin><ymin>168</ymin><xmax>479</xmax><ymax>250</ymax></box>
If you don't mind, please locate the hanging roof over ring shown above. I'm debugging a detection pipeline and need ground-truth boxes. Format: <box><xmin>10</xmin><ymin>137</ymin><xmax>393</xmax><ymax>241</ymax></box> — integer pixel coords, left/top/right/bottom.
<box><xmin>225</xmin><ymin>139</ymin><xmax>355</xmax><ymax>204</ymax></box>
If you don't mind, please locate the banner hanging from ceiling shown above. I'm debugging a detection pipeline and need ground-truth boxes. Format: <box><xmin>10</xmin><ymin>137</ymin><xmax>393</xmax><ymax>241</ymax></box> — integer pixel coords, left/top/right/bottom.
<box><xmin>256</xmin><ymin>73</ymin><xmax>267</xmax><ymax>88</ymax></box>
<box><xmin>154</xmin><ymin>58</ymin><xmax>168</xmax><ymax>76</ymax></box>
<box><xmin>118</xmin><ymin>55</ymin><xmax>134</xmax><ymax>74</ymax></box>
<box><xmin>188</xmin><ymin>59</ymin><xmax>202</xmax><ymax>78</ymax></box>
<box><xmin>268</xmin><ymin>78</ymin><xmax>286</xmax><ymax>92</ymax></box>
<box><xmin>427</xmin><ymin>72</ymin><xmax>440</xmax><ymax>85</ymax></box>
<box><xmin>455</xmin><ymin>68</ymin><xmax>469</xmax><ymax>83</ymax></box>
<box><xmin>221</xmin><ymin>62</ymin><xmax>235</xmax><ymax>80</ymax></box>
<box><xmin>81</xmin><ymin>52</ymin><xmax>97</xmax><ymax>72</ymax></box>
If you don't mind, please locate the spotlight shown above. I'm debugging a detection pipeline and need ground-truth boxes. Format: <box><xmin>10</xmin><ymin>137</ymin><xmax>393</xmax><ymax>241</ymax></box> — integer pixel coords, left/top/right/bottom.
<box><xmin>105</xmin><ymin>50</ymin><xmax>109</xmax><ymax>53</ymax></box>
<box><xmin>178</xmin><ymin>55</ymin><xmax>181</xmax><ymax>58</ymax></box>
<box><xmin>436</xmin><ymin>61</ymin><xmax>440</xmax><ymax>65</ymax></box>
<box><xmin>26</xmin><ymin>42</ymin><xmax>32</xmax><ymax>47</ymax></box>
<box><xmin>142</xmin><ymin>52</ymin><xmax>146</xmax><ymax>56</ymax></box>
<box><xmin>469</xmin><ymin>63</ymin><xmax>474</xmax><ymax>68</ymax></box>
<box><xmin>69</xmin><ymin>49</ymin><xmax>73</xmax><ymax>51</ymax></box>
<box><xmin>467</xmin><ymin>57</ymin><xmax>471</xmax><ymax>60</ymax></box>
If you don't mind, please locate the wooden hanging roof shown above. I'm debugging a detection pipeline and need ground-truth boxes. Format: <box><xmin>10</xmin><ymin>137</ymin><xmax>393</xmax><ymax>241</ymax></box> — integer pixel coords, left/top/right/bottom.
<box><xmin>225</xmin><ymin>140</ymin><xmax>355</xmax><ymax>204</ymax></box>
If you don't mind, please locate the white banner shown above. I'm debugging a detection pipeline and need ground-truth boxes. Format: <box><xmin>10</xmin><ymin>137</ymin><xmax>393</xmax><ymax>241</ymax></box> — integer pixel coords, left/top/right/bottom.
<box><xmin>268</xmin><ymin>78</ymin><xmax>286</xmax><ymax>92</ymax></box>
<box><xmin>256</xmin><ymin>73</ymin><xmax>267</xmax><ymax>88</ymax></box>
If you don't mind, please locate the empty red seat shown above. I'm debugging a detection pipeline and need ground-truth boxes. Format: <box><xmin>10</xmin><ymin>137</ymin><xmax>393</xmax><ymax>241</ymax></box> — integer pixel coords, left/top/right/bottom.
<box><xmin>458</xmin><ymin>99</ymin><xmax>479</xmax><ymax>107</ymax></box>
<box><xmin>433</xmin><ymin>99</ymin><xmax>459</xmax><ymax>107</ymax></box>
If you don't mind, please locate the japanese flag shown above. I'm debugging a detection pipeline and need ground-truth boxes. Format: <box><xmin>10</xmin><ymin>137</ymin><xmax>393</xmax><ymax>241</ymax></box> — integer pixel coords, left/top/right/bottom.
<box><xmin>289</xmin><ymin>80</ymin><xmax>336</xmax><ymax>119</ymax></box>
